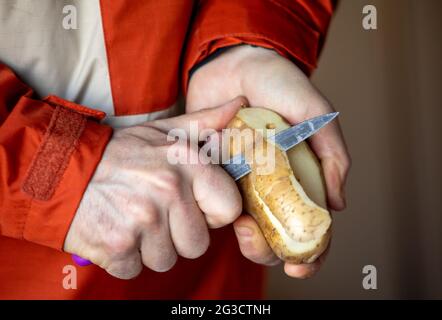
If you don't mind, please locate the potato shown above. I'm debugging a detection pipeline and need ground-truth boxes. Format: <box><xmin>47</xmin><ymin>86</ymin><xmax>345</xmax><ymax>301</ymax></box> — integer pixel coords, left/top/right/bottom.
<box><xmin>227</xmin><ymin>107</ymin><xmax>331</xmax><ymax>263</ymax></box>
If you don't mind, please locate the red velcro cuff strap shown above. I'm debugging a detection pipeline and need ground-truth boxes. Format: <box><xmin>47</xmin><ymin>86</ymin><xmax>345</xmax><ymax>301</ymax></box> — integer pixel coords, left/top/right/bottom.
<box><xmin>22</xmin><ymin>106</ymin><xmax>87</xmax><ymax>200</ymax></box>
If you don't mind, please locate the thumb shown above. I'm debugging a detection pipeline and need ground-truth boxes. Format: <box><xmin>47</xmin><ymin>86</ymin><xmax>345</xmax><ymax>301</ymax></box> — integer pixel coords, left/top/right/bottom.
<box><xmin>148</xmin><ymin>96</ymin><xmax>247</xmax><ymax>135</ymax></box>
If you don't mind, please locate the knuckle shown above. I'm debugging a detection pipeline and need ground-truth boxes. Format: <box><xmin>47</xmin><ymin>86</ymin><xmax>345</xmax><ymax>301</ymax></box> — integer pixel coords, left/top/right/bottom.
<box><xmin>328</xmin><ymin>149</ymin><xmax>351</xmax><ymax>176</ymax></box>
<box><xmin>208</xmin><ymin>168</ymin><xmax>242</xmax><ymax>221</ymax></box>
<box><xmin>132</xmin><ymin>203</ymin><xmax>162</xmax><ymax>232</ymax></box>
<box><xmin>104</xmin><ymin>232</ymin><xmax>136</xmax><ymax>259</ymax></box>
<box><xmin>142</xmin><ymin>211</ymin><xmax>162</xmax><ymax>231</ymax></box>
<box><xmin>153</xmin><ymin>169</ymin><xmax>182</xmax><ymax>196</ymax></box>
<box><xmin>337</xmin><ymin>152</ymin><xmax>352</xmax><ymax>175</ymax></box>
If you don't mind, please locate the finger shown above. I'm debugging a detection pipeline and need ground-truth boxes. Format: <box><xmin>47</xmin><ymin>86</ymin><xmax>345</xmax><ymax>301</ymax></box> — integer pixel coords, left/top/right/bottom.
<box><xmin>148</xmin><ymin>96</ymin><xmax>248</xmax><ymax>134</ymax></box>
<box><xmin>139</xmin><ymin>208</ymin><xmax>178</xmax><ymax>272</ymax></box>
<box><xmin>308</xmin><ymin>114</ymin><xmax>351</xmax><ymax>211</ymax></box>
<box><xmin>284</xmin><ymin>241</ymin><xmax>330</xmax><ymax>279</ymax></box>
<box><xmin>192</xmin><ymin>164</ymin><xmax>242</xmax><ymax>228</ymax></box>
<box><xmin>105</xmin><ymin>251</ymin><xmax>143</xmax><ymax>280</ymax></box>
<box><xmin>233</xmin><ymin>215</ymin><xmax>281</xmax><ymax>266</ymax></box>
<box><xmin>281</xmin><ymin>94</ymin><xmax>351</xmax><ymax>211</ymax></box>
<box><xmin>168</xmin><ymin>182</ymin><xmax>210</xmax><ymax>259</ymax></box>
<box><xmin>284</xmin><ymin>261</ymin><xmax>321</xmax><ymax>279</ymax></box>
<box><xmin>68</xmin><ymin>229</ymin><xmax>143</xmax><ymax>279</ymax></box>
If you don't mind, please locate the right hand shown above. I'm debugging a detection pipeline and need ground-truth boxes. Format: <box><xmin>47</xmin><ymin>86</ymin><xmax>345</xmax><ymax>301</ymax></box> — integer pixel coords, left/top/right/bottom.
<box><xmin>63</xmin><ymin>98</ymin><xmax>246</xmax><ymax>279</ymax></box>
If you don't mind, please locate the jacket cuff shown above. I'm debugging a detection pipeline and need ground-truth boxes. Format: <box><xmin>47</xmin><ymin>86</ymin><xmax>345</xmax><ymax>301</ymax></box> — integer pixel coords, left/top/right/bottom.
<box><xmin>183</xmin><ymin>0</ymin><xmax>322</xmax><ymax>92</ymax></box>
<box><xmin>1</xmin><ymin>95</ymin><xmax>112</xmax><ymax>251</ymax></box>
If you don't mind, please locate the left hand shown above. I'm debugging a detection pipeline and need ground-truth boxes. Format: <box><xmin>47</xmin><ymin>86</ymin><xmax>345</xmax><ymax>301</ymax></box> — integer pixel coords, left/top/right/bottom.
<box><xmin>186</xmin><ymin>45</ymin><xmax>351</xmax><ymax>279</ymax></box>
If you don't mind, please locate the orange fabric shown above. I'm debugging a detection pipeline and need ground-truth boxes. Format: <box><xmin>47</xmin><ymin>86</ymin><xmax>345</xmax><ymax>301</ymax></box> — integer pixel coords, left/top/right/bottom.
<box><xmin>0</xmin><ymin>227</ymin><xmax>264</xmax><ymax>299</ymax></box>
<box><xmin>0</xmin><ymin>64</ymin><xmax>112</xmax><ymax>250</ymax></box>
<box><xmin>21</xmin><ymin>106</ymin><xmax>87</xmax><ymax>201</ymax></box>
<box><xmin>0</xmin><ymin>0</ymin><xmax>334</xmax><ymax>299</ymax></box>
<box><xmin>99</xmin><ymin>0</ymin><xmax>194</xmax><ymax>116</ymax></box>
<box><xmin>182</xmin><ymin>0</ymin><xmax>336</xmax><ymax>91</ymax></box>
<box><xmin>44</xmin><ymin>96</ymin><xmax>107</xmax><ymax>120</ymax></box>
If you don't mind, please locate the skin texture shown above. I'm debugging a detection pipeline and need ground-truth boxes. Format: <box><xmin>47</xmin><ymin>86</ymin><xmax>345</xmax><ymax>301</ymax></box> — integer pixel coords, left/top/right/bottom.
<box><xmin>64</xmin><ymin>98</ymin><xmax>246</xmax><ymax>279</ymax></box>
<box><xmin>187</xmin><ymin>45</ymin><xmax>351</xmax><ymax>278</ymax></box>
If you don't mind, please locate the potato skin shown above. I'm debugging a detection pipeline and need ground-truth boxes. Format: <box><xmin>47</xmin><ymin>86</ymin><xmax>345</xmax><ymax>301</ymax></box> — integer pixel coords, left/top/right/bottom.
<box><xmin>227</xmin><ymin>109</ymin><xmax>331</xmax><ymax>263</ymax></box>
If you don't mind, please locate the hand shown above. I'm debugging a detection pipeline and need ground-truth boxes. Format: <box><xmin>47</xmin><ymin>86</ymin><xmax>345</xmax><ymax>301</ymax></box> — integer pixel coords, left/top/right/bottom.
<box><xmin>63</xmin><ymin>98</ymin><xmax>245</xmax><ymax>279</ymax></box>
<box><xmin>187</xmin><ymin>45</ymin><xmax>351</xmax><ymax>278</ymax></box>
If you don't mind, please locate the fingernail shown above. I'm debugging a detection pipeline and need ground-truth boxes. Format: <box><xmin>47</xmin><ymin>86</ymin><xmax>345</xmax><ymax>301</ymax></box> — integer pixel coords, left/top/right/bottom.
<box><xmin>236</xmin><ymin>226</ymin><xmax>254</xmax><ymax>237</ymax></box>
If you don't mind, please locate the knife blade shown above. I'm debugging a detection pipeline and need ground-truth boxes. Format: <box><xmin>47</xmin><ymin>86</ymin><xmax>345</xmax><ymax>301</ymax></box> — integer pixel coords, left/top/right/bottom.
<box><xmin>222</xmin><ymin>112</ymin><xmax>339</xmax><ymax>181</ymax></box>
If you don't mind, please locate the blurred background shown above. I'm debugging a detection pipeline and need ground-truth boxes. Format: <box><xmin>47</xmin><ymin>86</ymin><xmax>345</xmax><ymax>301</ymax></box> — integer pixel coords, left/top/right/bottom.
<box><xmin>267</xmin><ymin>0</ymin><xmax>442</xmax><ymax>299</ymax></box>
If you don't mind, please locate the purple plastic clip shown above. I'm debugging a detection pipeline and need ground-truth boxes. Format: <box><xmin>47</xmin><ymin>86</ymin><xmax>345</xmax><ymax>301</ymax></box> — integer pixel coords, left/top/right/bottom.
<box><xmin>72</xmin><ymin>254</ymin><xmax>92</xmax><ymax>267</ymax></box>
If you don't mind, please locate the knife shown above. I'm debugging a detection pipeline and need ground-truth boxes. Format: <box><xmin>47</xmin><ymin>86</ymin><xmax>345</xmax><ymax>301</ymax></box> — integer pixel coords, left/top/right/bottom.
<box><xmin>222</xmin><ymin>112</ymin><xmax>339</xmax><ymax>181</ymax></box>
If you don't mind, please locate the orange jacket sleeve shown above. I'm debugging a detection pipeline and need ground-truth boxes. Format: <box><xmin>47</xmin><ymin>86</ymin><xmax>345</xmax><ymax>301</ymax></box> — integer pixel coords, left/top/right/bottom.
<box><xmin>0</xmin><ymin>63</ymin><xmax>112</xmax><ymax>251</ymax></box>
<box><xmin>183</xmin><ymin>0</ymin><xmax>336</xmax><ymax>88</ymax></box>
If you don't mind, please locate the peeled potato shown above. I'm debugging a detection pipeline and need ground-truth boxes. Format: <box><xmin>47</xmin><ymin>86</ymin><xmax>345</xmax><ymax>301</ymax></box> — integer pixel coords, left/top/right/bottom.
<box><xmin>227</xmin><ymin>107</ymin><xmax>331</xmax><ymax>263</ymax></box>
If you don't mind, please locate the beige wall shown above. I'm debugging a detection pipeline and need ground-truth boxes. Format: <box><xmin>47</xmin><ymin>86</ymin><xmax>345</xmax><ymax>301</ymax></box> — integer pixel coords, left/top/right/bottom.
<box><xmin>267</xmin><ymin>0</ymin><xmax>442</xmax><ymax>299</ymax></box>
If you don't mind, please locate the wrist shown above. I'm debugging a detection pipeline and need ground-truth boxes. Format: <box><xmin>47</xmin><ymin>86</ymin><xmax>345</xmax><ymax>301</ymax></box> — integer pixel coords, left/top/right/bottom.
<box><xmin>189</xmin><ymin>44</ymin><xmax>278</xmax><ymax>93</ymax></box>
<box><xmin>207</xmin><ymin>44</ymin><xmax>278</xmax><ymax>77</ymax></box>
